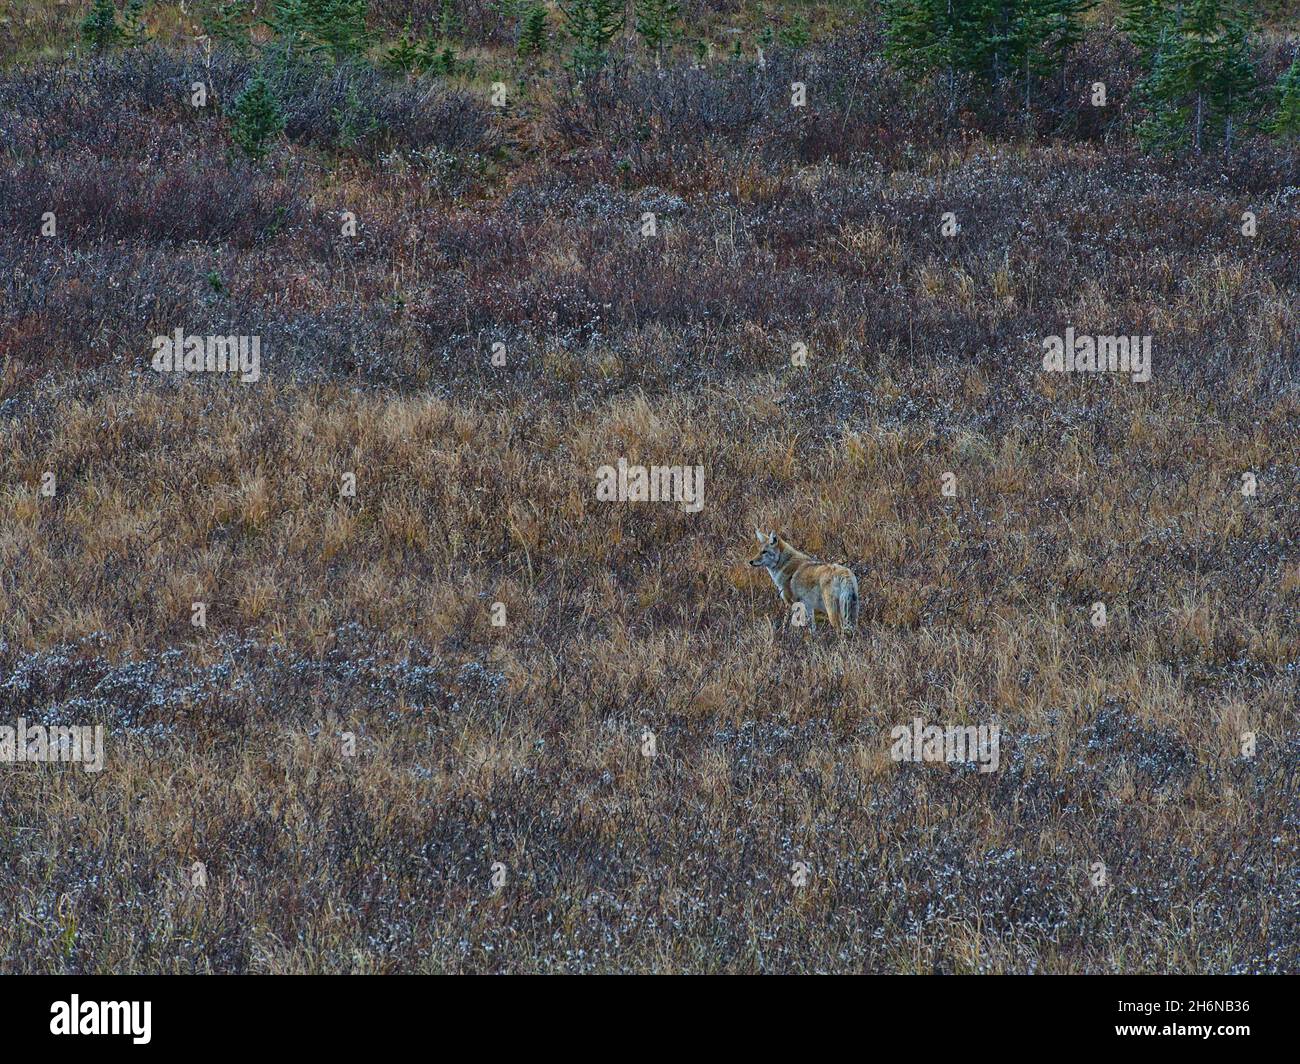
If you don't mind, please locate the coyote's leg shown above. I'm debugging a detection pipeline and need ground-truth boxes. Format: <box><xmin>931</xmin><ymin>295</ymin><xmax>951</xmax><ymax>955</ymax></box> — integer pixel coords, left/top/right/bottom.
<box><xmin>823</xmin><ymin>592</ymin><xmax>839</xmax><ymax>632</ymax></box>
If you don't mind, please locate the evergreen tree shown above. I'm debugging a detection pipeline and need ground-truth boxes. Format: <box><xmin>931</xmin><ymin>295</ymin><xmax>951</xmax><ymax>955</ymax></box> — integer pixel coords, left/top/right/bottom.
<box><xmin>121</xmin><ymin>0</ymin><xmax>150</xmax><ymax>45</ymax></box>
<box><xmin>884</xmin><ymin>0</ymin><xmax>1092</xmax><ymax>102</ymax></box>
<box><xmin>518</xmin><ymin>4</ymin><xmax>550</xmax><ymax>57</ymax></box>
<box><xmin>561</xmin><ymin>0</ymin><xmax>624</xmax><ymax>80</ymax></box>
<box><xmin>383</xmin><ymin>19</ymin><xmax>424</xmax><ymax>73</ymax></box>
<box><xmin>1118</xmin><ymin>0</ymin><xmax>1173</xmax><ymax>64</ymax></box>
<box><xmin>1011</xmin><ymin>0</ymin><xmax>1091</xmax><ymax>111</ymax></box>
<box><xmin>202</xmin><ymin>0</ymin><xmax>255</xmax><ymax>55</ymax></box>
<box><xmin>1135</xmin><ymin>0</ymin><xmax>1258</xmax><ymax>155</ymax></box>
<box><xmin>439</xmin><ymin>0</ymin><xmax>463</xmax><ymax>40</ymax></box>
<box><xmin>1272</xmin><ymin>52</ymin><xmax>1300</xmax><ymax>139</ymax></box>
<box><xmin>777</xmin><ymin>14</ymin><xmax>810</xmax><ymax>50</ymax></box>
<box><xmin>634</xmin><ymin>0</ymin><xmax>679</xmax><ymax>56</ymax></box>
<box><xmin>263</xmin><ymin>0</ymin><xmax>313</xmax><ymax>59</ymax></box>
<box><xmin>330</xmin><ymin>80</ymin><xmax>378</xmax><ymax>147</ymax></box>
<box><xmin>490</xmin><ymin>0</ymin><xmax>530</xmax><ymax>20</ymax></box>
<box><xmin>428</xmin><ymin>43</ymin><xmax>461</xmax><ymax>76</ymax></box>
<box><xmin>81</xmin><ymin>0</ymin><xmax>125</xmax><ymax>49</ymax></box>
<box><xmin>1272</xmin><ymin>51</ymin><xmax>1300</xmax><ymax>174</ymax></box>
<box><xmin>229</xmin><ymin>74</ymin><xmax>287</xmax><ymax>161</ymax></box>
<box><xmin>408</xmin><ymin>35</ymin><xmax>467</xmax><ymax>76</ymax></box>
<box><xmin>263</xmin><ymin>0</ymin><xmax>374</xmax><ymax>63</ymax></box>
<box><xmin>882</xmin><ymin>0</ymin><xmax>946</xmax><ymax>80</ymax></box>
<box><xmin>314</xmin><ymin>0</ymin><xmax>373</xmax><ymax>61</ymax></box>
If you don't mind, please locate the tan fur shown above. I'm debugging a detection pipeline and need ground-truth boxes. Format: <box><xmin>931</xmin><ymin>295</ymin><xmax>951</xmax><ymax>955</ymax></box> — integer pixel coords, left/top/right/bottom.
<box><xmin>748</xmin><ymin>530</ymin><xmax>860</xmax><ymax>634</ymax></box>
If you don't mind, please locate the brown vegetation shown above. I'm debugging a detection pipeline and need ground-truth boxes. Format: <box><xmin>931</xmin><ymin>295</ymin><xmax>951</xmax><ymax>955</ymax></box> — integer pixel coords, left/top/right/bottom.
<box><xmin>0</xmin><ymin>4</ymin><xmax>1296</xmax><ymax>973</ymax></box>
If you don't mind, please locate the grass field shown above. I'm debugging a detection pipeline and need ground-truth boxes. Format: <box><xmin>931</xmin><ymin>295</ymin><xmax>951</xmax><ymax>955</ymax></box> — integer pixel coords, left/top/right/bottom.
<box><xmin>0</xmin><ymin>1</ymin><xmax>1297</xmax><ymax>973</ymax></box>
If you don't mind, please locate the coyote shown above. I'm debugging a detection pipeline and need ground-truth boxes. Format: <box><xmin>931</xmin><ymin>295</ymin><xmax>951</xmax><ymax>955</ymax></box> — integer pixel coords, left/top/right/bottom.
<box><xmin>749</xmin><ymin>530</ymin><xmax>860</xmax><ymax>633</ymax></box>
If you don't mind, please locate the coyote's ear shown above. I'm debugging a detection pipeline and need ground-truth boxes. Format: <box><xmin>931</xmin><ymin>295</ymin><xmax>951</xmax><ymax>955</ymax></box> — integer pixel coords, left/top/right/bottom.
<box><xmin>754</xmin><ymin>528</ymin><xmax>766</xmax><ymax>545</ymax></box>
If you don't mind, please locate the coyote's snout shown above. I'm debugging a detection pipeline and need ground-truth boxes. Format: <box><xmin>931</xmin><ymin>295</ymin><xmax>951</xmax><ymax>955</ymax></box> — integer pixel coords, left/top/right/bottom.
<box><xmin>749</xmin><ymin>530</ymin><xmax>860</xmax><ymax>634</ymax></box>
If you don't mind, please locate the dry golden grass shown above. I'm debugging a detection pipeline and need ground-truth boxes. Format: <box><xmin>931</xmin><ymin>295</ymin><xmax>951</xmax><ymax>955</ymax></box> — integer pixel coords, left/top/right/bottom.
<box><xmin>1</xmin><ymin>349</ymin><xmax>1296</xmax><ymax>971</ymax></box>
<box><xmin>1</xmin><ymin>7</ymin><xmax>1297</xmax><ymax>974</ymax></box>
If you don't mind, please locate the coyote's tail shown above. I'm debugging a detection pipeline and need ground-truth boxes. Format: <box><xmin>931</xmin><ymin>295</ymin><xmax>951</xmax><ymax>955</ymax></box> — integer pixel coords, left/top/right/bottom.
<box><xmin>840</xmin><ymin>584</ymin><xmax>859</xmax><ymax>634</ymax></box>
